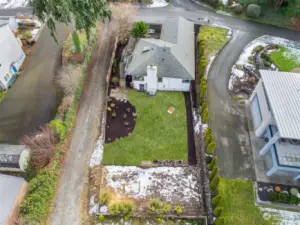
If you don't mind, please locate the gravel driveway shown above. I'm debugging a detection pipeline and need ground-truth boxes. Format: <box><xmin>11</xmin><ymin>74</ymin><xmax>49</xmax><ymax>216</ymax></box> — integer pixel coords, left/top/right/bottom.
<box><xmin>48</xmin><ymin>22</ymin><xmax>116</xmax><ymax>225</ymax></box>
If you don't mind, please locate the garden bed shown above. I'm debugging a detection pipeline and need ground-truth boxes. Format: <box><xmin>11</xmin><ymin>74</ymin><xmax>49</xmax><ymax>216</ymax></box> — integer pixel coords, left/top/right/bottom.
<box><xmin>99</xmin><ymin>217</ymin><xmax>205</xmax><ymax>224</ymax></box>
<box><xmin>257</xmin><ymin>181</ymin><xmax>300</xmax><ymax>205</ymax></box>
<box><xmin>100</xmin><ymin>166</ymin><xmax>203</xmax><ymax>216</ymax></box>
<box><xmin>105</xmin><ymin>98</ymin><xmax>136</xmax><ymax>143</ymax></box>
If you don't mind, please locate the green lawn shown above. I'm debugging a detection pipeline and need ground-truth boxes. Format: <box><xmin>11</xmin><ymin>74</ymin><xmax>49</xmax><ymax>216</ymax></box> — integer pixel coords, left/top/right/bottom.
<box><xmin>102</xmin><ymin>91</ymin><xmax>188</xmax><ymax>165</ymax></box>
<box><xmin>218</xmin><ymin>178</ymin><xmax>273</xmax><ymax>225</ymax></box>
<box><xmin>198</xmin><ymin>26</ymin><xmax>229</xmax><ymax>57</ymax></box>
<box><xmin>271</xmin><ymin>46</ymin><xmax>300</xmax><ymax>72</ymax></box>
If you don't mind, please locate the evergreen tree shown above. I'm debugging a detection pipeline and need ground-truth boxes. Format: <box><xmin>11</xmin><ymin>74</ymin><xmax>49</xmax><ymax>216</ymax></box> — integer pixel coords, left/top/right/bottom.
<box><xmin>205</xmin><ymin>134</ymin><xmax>213</xmax><ymax>147</ymax></box>
<box><xmin>210</xmin><ymin>176</ymin><xmax>220</xmax><ymax>190</ymax></box>
<box><xmin>207</xmin><ymin>141</ymin><xmax>217</xmax><ymax>155</ymax></box>
<box><xmin>209</xmin><ymin>166</ymin><xmax>219</xmax><ymax>181</ymax></box>
<box><xmin>213</xmin><ymin>207</ymin><xmax>224</xmax><ymax>217</ymax></box>
<box><xmin>212</xmin><ymin>195</ymin><xmax>223</xmax><ymax>207</ymax></box>
<box><xmin>208</xmin><ymin>156</ymin><xmax>218</xmax><ymax>170</ymax></box>
<box><xmin>72</xmin><ymin>31</ymin><xmax>81</xmax><ymax>53</ymax></box>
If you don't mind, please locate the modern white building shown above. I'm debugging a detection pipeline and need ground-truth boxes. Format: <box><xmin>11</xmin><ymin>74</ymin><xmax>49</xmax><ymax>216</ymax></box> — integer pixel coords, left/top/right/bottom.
<box><xmin>125</xmin><ymin>17</ymin><xmax>195</xmax><ymax>94</ymax></box>
<box><xmin>250</xmin><ymin>70</ymin><xmax>300</xmax><ymax>180</ymax></box>
<box><xmin>0</xmin><ymin>21</ymin><xmax>25</xmax><ymax>90</ymax></box>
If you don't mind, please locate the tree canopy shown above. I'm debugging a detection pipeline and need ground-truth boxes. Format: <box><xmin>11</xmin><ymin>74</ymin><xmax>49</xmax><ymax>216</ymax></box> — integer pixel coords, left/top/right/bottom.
<box><xmin>32</xmin><ymin>0</ymin><xmax>111</xmax><ymax>41</ymax></box>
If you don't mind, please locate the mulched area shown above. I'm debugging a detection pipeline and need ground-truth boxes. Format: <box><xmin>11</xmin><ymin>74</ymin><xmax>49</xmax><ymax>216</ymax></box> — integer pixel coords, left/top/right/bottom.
<box><xmin>184</xmin><ymin>92</ymin><xmax>197</xmax><ymax>165</ymax></box>
<box><xmin>257</xmin><ymin>181</ymin><xmax>299</xmax><ymax>202</ymax></box>
<box><xmin>105</xmin><ymin>98</ymin><xmax>136</xmax><ymax>143</ymax></box>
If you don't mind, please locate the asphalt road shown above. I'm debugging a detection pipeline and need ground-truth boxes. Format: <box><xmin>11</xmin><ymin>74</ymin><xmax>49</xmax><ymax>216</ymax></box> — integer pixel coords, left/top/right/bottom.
<box><xmin>0</xmin><ymin>24</ymin><xmax>68</xmax><ymax>143</ymax></box>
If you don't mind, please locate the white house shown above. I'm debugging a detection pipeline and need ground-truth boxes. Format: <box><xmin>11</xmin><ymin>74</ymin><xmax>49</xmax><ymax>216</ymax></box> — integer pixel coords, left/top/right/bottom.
<box><xmin>125</xmin><ymin>17</ymin><xmax>195</xmax><ymax>94</ymax></box>
<box><xmin>0</xmin><ymin>21</ymin><xmax>25</xmax><ymax>90</ymax></box>
<box><xmin>250</xmin><ymin>70</ymin><xmax>300</xmax><ymax>180</ymax></box>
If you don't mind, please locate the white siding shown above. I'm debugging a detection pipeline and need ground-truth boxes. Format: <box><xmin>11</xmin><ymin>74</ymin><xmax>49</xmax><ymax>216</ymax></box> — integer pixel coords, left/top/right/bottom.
<box><xmin>0</xmin><ymin>24</ymin><xmax>25</xmax><ymax>90</ymax></box>
<box><xmin>133</xmin><ymin>77</ymin><xmax>190</xmax><ymax>92</ymax></box>
<box><xmin>250</xmin><ymin>79</ymin><xmax>274</xmax><ymax>137</ymax></box>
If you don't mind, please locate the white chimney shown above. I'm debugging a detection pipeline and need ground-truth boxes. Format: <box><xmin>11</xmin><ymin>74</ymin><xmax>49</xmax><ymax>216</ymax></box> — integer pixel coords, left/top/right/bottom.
<box><xmin>146</xmin><ymin>65</ymin><xmax>158</xmax><ymax>95</ymax></box>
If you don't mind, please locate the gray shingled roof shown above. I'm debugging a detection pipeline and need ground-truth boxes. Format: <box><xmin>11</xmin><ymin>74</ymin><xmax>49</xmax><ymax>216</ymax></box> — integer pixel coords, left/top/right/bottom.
<box><xmin>260</xmin><ymin>70</ymin><xmax>300</xmax><ymax>139</ymax></box>
<box><xmin>0</xmin><ymin>174</ymin><xmax>25</xmax><ymax>224</ymax></box>
<box><xmin>126</xmin><ymin>17</ymin><xmax>195</xmax><ymax>80</ymax></box>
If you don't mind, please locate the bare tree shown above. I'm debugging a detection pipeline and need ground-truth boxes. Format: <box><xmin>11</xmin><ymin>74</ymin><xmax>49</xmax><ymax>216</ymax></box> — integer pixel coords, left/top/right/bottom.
<box><xmin>110</xmin><ymin>3</ymin><xmax>137</xmax><ymax>44</ymax></box>
<box><xmin>56</xmin><ymin>65</ymin><xmax>81</xmax><ymax>96</ymax></box>
<box><xmin>22</xmin><ymin>125</ymin><xmax>59</xmax><ymax>169</ymax></box>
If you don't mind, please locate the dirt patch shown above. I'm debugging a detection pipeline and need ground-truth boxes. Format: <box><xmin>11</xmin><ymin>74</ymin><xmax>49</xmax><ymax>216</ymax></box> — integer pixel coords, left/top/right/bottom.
<box><xmin>105</xmin><ymin>98</ymin><xmax>136</xmax><ymax>143</ymax></box>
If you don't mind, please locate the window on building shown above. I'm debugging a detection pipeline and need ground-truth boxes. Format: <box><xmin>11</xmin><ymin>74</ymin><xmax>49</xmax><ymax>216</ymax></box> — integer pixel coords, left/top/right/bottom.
<box><xmin>182</xmin><ymin>79</ymin><xmax>190</xmax><ymax>83</ymax></box>
<box><xmin>158</xmin><ymin>77</ymin><xmax>162</xmax><ymax>82</ymax></box>
<box><xmin>4</xmin><ymin>73</ymin><xmax>10</xmax><ymax>81</ymax></box>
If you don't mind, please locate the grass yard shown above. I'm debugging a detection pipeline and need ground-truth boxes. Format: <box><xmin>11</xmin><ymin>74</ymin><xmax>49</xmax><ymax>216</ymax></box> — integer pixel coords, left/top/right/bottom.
<box><xmin>198</xmin><ymin>26</ymin><xmax>229</xmax><ymax>57</ymax></box>
<box><xmin>218</xmin><ymin>178</ymin><xmax>273</xmax><ymax>225</ymax></box>
<box><xmin>102</xmin><ymin>91</ymin><xmax>188</xmax><ymax>165</ymax></box>
<box><xmin>271</xmin><ymin>46</ymin><xmax>300</xmax><ymax>72</ymax></box>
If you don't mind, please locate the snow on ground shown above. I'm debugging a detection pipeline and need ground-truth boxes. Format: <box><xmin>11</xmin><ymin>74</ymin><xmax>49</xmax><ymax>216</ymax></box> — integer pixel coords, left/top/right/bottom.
<box><xmin>228</xmin><ymin>35</ymin><xmax>300</xmax><ymax>91</ymax></box>
<box><xmin>147</xmin><ymin>0</ymin><xmax>168</xmax><ymax>8</ymax></box>
<box><xmin>0</xmin><ymin>0</ymin><xmax>28</xmax><ymax>9</ymax></box>
<box><xmin>260</xmin><ymin>206</ymin><xmax>300</xmax><ymax>225</ymax></box>
<box><xmin>89</xmin><ymin>137</ymin><xmax>104</xmax><ymax>168</ymax></box>
<box><xmin>104</xmin><ymin>166</ymin><xmax>200</xmax><ymax>205</ymax></box>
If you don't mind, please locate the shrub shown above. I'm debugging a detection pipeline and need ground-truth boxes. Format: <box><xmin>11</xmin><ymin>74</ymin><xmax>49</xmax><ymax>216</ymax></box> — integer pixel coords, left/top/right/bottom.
<box><xmin>24</xmin><ymin>31</ymin><xmax>32</xmax><ymax>39</ymax></box>
<box><xmin>22</xmin><ymin>125</ymin><xmax>58</xmax><ymax>169</ymax></box>
<box><xmin>156</xmin><ymin>217</ymin><xmax>162</xmax><ymax>223</ymax></box>
<box><xmin>50</xmin><ymin>120</ymin><xmax>67</xmax><ymax>141</ymax></box>
<box><xmin>207</xmin><ymin>141</ymin><xmax>217</xmax><ymax>155</ymax></box>
<box><xmin>205</xmin><ymin>128</ymin><xmax>212</xmax><ymax>136</ymax></box>
<box><xmin>201</xmin><ymin>107</ymin><xmax>209</xmax><ymax>123</ymax></box>
<box><xmin>205</xmin><ymin>134</ymin><xmax>214</xmax><ymax>147</ymax></box>
<box><xmin>263</xmin><ymin>59</ymin><xmax>272</xmax><ymax>68</ymax></box>
<box><xmin>201</xmin><ymin>101</ymin><xmax>208</xmax><ymax>114</ymax></box>
<box><xmin>141</xmin><ymin>0</ymin><xmax>153</xmax><ymax>4</ymax></box>
<box><xmin>72</xmin><ymin>31</ymin><xmax>81</xmax><ymax>53</ymax></box>
<box><xmin>209</xmin><ymin>166</ymin><xmax>219</xmax><ymax>181</ymax></box>
<box><xmin>124</xmin><ymin>215</ymin><xmax>130</xmax><ymax>221</ymax></box>
<box><xmin>214</xmin><ymin>217</ymin><xmax>225</xmax><ymax>225</ymax></box>
<box><xmin>213</xmin><ymin>207</ymin><xmax>224</xmax><ymax>217</ymax></box>
<box><xmin>98</xmin><ymin>214</ymin><xmax>105</xmax><ymax>221</ymax></box>
<box><xmin>109</xmin><ymin>203</ymin><xmax>121</xmax><ymax>215</ymax></box>
<box><xmin>206</xmin><ymin>155</ymin><xmax>213</xmax><ymax>164</ymax></box>
<box><xmin>289</xmin><ymin>195</ymin><xmax>299</xmax><ymax>204</ymax></box>
<box><xmin>231</xmin><ymin>3</ymin><xmax>243</xmax><ymax>14</ymax></box>
<box><xmin>210</xmin><ymin>176</ymin><xmax>220</xmax><ymax>190</ymax></box>
<box><xmin>56</xmin><ymin>65</ymin><xmax>82</xmax><ymax>96</ymax></box>
<box><xmin>246</xmin><ymin>4</ymin><xmax>261</xmax><ymax>19</ymax></box>
<box><xmin>212</xmin><ymin>195</ymin><xmax>223</xmax><ymax>207</ymax></box>
<box><xmin>290</xmin><ymin>188</ymin><xmax>299</xmax><ymax>196</ymax></box>
<box><xmin>199</xmin><ymin>56</ymin><xmax>207</xmax><ymax>78</ymax></box>
<box><xmin>149</xmin><ymin>198</ymin><xmax>163</xmax><ymax>214</ymax></box>
<box><xmin>252</xmin><ymin>45</ymin><xmax>264</xmax><ymax>53</ymax></box>
<box><xmin>174</xmin><ymin>205</ymin><xmax>184</xmax><ymax>215</ymax></box>
<box><xmin>100</xmin><ymin>191</ymin><xmax>112</xmax><ymax>206</ymax></box>
<box><xmin>131</xmin><ymin>21</ymin><xmax>149</xmax><ymax>38</ymax></box>
<box><xmin>208</xmin><ymin>156</ymin><xmax>218</xmax><ymax>170</ymax></box>
<box><xmin>270</xmin><ymin>192</ymin><xmax>280</xmax><ymax>202</ymax></box>
<box><xmin>162</xmin><ymin>203</ymin><xmax>171</xmax><ymax>213</ymax></box>
<box><xmin>111</xmin><ymin>76</ymin><xmax>120</xmax><ymax>85</ymax></box>
<box><xmin>20</xmin><ymin>170</ymin><xmax>58</xmax><ymax>224</ymax></box>
<box><xmin>198</xmin><ymin>40</ymin><xmax>205</xmax><ymax>57</ymax></box>
<box><xmin>248</xmin><ymin>55</ymin><xmax>254</xmax><ymax>64</ymax></box>
<box><xmin>119</xmin><ymin>202</ymin><xmax>135</xmax><ymax>215</ymax></box>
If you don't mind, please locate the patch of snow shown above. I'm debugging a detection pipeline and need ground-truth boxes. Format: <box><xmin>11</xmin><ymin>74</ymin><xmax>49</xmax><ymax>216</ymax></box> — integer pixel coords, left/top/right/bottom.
<box><xmin>216</xmin><ymin>10</ymin><xmax>232</xmax><ymax>16</ymax></box>
<box><xmin>147</xmin><ymin>0</ymin><xmax>168</xmax><ymax>8</ymax></box>
<box><xmin>99</xmin><ymin>206</ymin><xmax>108</xmax><ymax>213</ymax></box>
<box><xmin>260</xmin><ymin>206</ymin><xmax>300</xmax><ymax>225</ymax></box>
<box><xmin>89</xmin><ymin>137</ymin><xmax>104</xmax><ymax>168</ymax></box>
<box><xmin>0</xmin><ymin>0</ymin><xmax>28</xmax><ymax>8</ymax></box>
<box><xmin>89</xmin><ymin>195</ymin><xmax>99</xmax><ymax>215</ymax></box>
<box><xmin>104</xmin><ymin>166</ymin><xmax>200</xmax><ymax>205</ymax></box>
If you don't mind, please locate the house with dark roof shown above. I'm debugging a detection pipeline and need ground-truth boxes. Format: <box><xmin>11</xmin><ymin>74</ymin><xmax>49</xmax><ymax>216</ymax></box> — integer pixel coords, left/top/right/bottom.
<box><xmin>0</xmin><ymin>174</ymin><xmax>28</xmax><ymax>225</ymax></box>
<box><xmin>125</xmin><ymin>16</ymin><xmax>195</xmax><ymax>94</ymax></box>
<box><xmin>250</xmin><ymin>70</ymin><xmax>300</xmax><ymax>180</ymax></box>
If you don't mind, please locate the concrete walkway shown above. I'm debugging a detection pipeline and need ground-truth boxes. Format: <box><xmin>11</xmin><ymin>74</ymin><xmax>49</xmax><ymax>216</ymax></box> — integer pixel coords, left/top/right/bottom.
<box><xmin>0</xmin><ymin>24</ymin><xmax>68</xmax><ymax>144</ymax></box>
<box><xmin>48</xmin><ymin>22</ymin><xmax>116</xmax><ymax>225</ymax></box>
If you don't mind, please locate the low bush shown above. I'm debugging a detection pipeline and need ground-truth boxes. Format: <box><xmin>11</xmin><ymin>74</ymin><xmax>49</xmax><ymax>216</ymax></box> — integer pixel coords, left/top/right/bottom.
<box><xmin>205</xmin><ymin>134</ymin><xmax>214</xmax><ymax>147</ymax></box>
<box><xmin>213</xmin><ymin>207</ymin><xmax>224</xmax><ymax>217</ymax></box>
<box><xmin>246</xmin><ymin>4</ymin><xmax>261</xmax><ymax>19</ymax></box>
<box><xmin>174</xmin><ymin>205</ymin><xmax>184</xmax><ymax>215</ymax></box>
<box><xmin>240</xmin><ymin>0</ymin><xmax>257</xmax><ymax>6</ymax></box>
<box><xmin>131</xmin><ymin>21</ymin><xmax>149</xmax><ymax>38</ymax></box>
<box><xmin>149</xmin><ymin>199</ymin><xmax>171</xmax><ymax>214</ymax></box>
<box><xmin>289</xmin><ymin>195</ymin><xmax>299</xmax><ymax>204</ymax></box>
<box><xmin>252</xmin><ymin>45</ymin><xmax>264</xmax><ymax>53</ymax></box>
<box><xmin>263</xmin><ymin>59</ymin><xmax>272</xmax><ymax>68</ymax></box>
<box><xmin>231</xmin><ymin>3</ymin><xmax>243</xmax><ymax>15</ymax></box>
<box><xmin>100</xmin><ymin>191</ymin><xmax>112</xmax><ymax>206</ymax></box>
<box><xmin>124</xmin><ymin>215</ymin><xmax>130</xmax><ymax>221</ymax></box>
<box><xmin>212</xmin><ymin>195</ymin><xmax>223</xmax><ymax>207</ymax></box>
<box><xmin>208</xmin><ymin>156</ymin><xmax>218</xmax><ymax>171</ymax></box>
<box><xmin>209</xmin><ymin>166</ymin><xmax>219</xmax><ymax>181</ymax></box>
<box><xmin>109</xmin><ymin>203</ymin><xmax>121</xmax><ymax>215</ymax></box>
<box><xmin>207</xmin><ymin>141</ymin><xmax>217</xmax><ymax>155</ymax></box>
<box><xmin>22</xmin><ymin>126</ymin><xmax>58</xmax><ymax>169</ymax></box>
<box><xmin>248</xmin><ymin>55</ymin><xmax>254</xmax><ymax>64</ymax></box>
<box><xmin>50</xmin><ymin>120</ymin><xmax>67</xmax><ymax>141</ymax></box>
<box><xmin>162</xmin><ymin>203</ymin><xmax>171</xmax><ymax>213</ymax></box>
<box><xmin>98</xmin><ymin>214</ymin><xmax>105</xmax><ymax>221</ymax></box>
<box><xmin>206</xmin><ymin>155</ymin><xmax>213</xmax><ymax>164</ymax></box>
<box><xmin>201</xmin><ymin>101</ymin><xmax>208</xmax><ymax>114</ymax></box>
<box><xmin>201</xmin><ymin>107</ymin><xmax>209</xmax><ymax>123</ymax></box>
<box><xmin>119</xmin><ymin>202</ymin><xmax>135</xmax><ymax>215</ymax></box>
<box><xmin>210</xmin><ymin>176</ymin><xmax>221</xmax><ymax>190</ymax></box>
<box><xmin>270</xmin><ymin>191</ymin><xmax>300</xmax><ymax>205</ymax></box>
<box><xmin>20</xmin><ymin>169</ymin><xmax>58</xmax><ymax>224</ymax></box>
